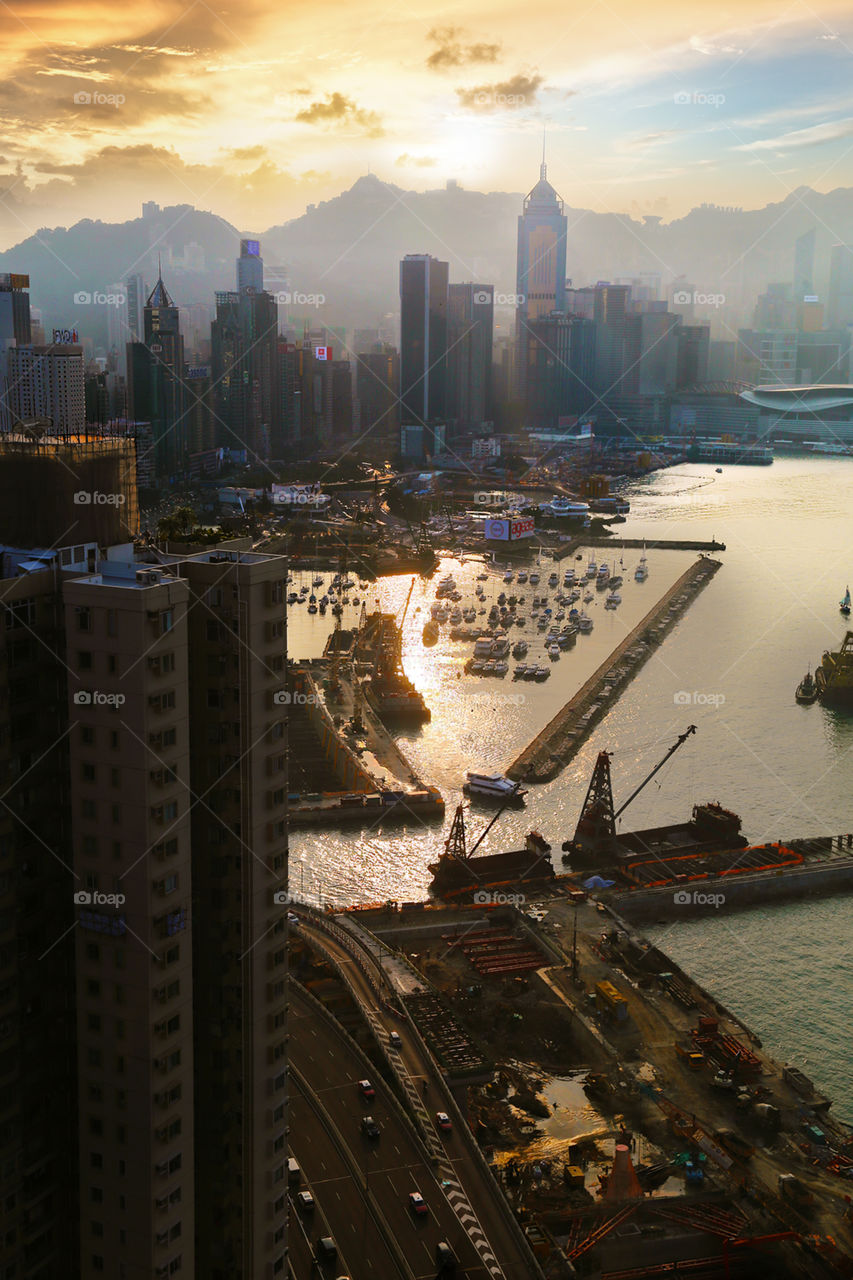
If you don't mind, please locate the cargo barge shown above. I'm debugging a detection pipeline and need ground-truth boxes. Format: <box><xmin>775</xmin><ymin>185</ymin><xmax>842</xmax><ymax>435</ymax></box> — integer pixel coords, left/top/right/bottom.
<box><xmin>816</xmin><ymin>630</ymin><xmax>853</xmax><ymax>706</ymax></box>
<box><xmin>428</xmin><ymin>804</ymin><xmax>554</xmax><ymax>894</ymax></box>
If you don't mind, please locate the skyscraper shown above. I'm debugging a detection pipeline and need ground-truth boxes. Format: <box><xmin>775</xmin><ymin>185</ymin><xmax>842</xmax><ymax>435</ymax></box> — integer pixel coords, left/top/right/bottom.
<box><xmin>399</xmin><ymin>254</ymin><xmax>448</xmax><ymax>454</ymax></box>
<box><xmin>237</xmin><ymin>239</ymin><xmax>264</xmax><ymax>294</ymax></box>
<box><xmin>515</xmin><ymin>150</ymin><xmax>567</xmax><ymax>402</ymax></box>
<box><xmin>827</xmin><ymin>245</ymin><xmax>853</xmax><ymax>330</ymax></box>
<box><xmin>211</xmin><ymin>289</ymin><xmax>280</xmax><ymax>460</ymax></box>
<box><xmin>6</xmin><ymin>342</ymin><xmax>86</xmax><ymax>433</ymax></box>
<box><xmin>793</xmin><ymin>229</ymin><xmax>816</xmax><ymax>301</ymax></box>
<box><xmin>446</xmin><ymin>283</ymin><xmax>493</xmax><ymax>433</ymax></box>
<box><xmin>0</xmin><ymin>272</ymin><xmax>32</xmax><ymax>351</ymax></box>
<box><xmin>127</xmin><ymin>271</ymin><xmax>187</xmax><ymax>478</ymax></box>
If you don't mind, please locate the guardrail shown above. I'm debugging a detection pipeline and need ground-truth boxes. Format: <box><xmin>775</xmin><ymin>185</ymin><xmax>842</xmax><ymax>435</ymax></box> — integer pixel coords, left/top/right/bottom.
<box><xmin>322</xmin><ymin>911</ymin><xmax>548</xmax><ymax>1280</ymax></box>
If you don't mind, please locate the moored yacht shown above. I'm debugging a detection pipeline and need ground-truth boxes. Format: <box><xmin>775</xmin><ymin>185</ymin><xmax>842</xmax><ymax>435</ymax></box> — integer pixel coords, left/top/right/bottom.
<box><xmin>464</xmin><ymin>772</ymin><xmax>528</xmax><ymax>803</ymax></box>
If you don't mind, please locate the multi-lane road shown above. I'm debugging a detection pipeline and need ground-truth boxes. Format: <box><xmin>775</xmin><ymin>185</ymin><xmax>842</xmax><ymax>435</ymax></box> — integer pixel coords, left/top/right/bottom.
<box><xmin>290</xmin><ymin>913</ymin><xmax>540</xmax><ymax>1280</ymax></box>
<box><xmin>289</xmin><ymin>981</ymin><xmax>490</xmax><ymax>1278</ymax></box>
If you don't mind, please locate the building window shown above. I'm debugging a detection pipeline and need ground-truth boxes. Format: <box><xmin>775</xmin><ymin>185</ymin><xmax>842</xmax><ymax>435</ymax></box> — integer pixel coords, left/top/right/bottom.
<box><xmin>82</xmin><ymin>799</ymin><xmax>96</xmax><ymax>819</ymax></box>
<box><xmin>81</xmin><ymin>726</ymin><xmax>95</xmax><ymax>746</ymax></box>
<box><xmin>107</xmin><ymin>655</ymin><xmax>118</xmax><ymax>675</ymax></box>
<box><xmin>78</xmin><ymin>651</ymin><xmax>93</xmax><ymax>670</ymax></box>
<box><xmin>161</xmin><ymin>610</ymin><xmax>174</xmax><ymax>634</ymax></box>
<box><xmin>106</xmin><ymin>609</ymin><xmax>117</xmax><ymax>637</ymax></box>
<box><xmin>82</xmin><ymin>763</ymin><xmax>96</xmax><ymax>783</ymax></box>
<box><xmin>76</xmin><ymin>607</ymin><xmax>92</xmax><ymax>632</ymax></box>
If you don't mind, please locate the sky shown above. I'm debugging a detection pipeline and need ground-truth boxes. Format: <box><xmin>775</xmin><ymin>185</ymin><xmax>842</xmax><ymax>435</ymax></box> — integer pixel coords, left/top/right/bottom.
<box><xmin>1</xmin><ymin>0</ymin><xmax>853</xmax><ymax>246</ymax></box>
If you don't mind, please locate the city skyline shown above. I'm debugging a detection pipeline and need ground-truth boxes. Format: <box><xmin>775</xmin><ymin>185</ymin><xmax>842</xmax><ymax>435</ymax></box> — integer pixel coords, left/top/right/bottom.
<box><xmin>1</xmin><ymin>3</ymin><xmax>853</xmax><ymax>246</ymax></box>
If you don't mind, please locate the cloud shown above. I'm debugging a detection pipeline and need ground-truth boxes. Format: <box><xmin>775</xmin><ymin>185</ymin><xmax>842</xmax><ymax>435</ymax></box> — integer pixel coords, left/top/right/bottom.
<box><xmin>294</xmin><ymin>92</ymin><xmax>384</xmax><ymax>136</ymax></box>
<box><xmin>395</xmin><ymin>153</ymin><xmax>437</xmax><ymax>167</ymax></box>
<box><xmin>689</xmin><ymin>35</ymin><xmax>743</xmax><ymax>56</ymax></box>
<box><xmin>631</xmin><ymin>130</ymin><xmax>680</xmax><ymax>147</ymax></box>
<box><xmin>456</xmin><ymin>73</ymin><xmax>544</xmax><ymax>112</ymax></box>
<box><xmin>735</xmin><ymin>116</ymin><xmax>853</xmax><ymax>151</ymax></box>
<box><xmin>426</xmin><ymin>26</ymin><xmax>501</xmax><ymax>70</ymax></box>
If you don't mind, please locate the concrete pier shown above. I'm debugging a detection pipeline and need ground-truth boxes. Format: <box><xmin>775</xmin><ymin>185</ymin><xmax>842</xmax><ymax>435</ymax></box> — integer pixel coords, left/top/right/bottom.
<box><xmin>507</xmin><ymin>556</ymin><xmax>722</xmax><ymax>783</ymax></box>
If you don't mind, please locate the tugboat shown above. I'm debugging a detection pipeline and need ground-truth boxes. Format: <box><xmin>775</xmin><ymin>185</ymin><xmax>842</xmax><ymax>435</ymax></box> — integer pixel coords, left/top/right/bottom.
<box><xmin>795</xmin><ymin>669</ymin><xmax>818</xmax><ymax>704</ymax></box>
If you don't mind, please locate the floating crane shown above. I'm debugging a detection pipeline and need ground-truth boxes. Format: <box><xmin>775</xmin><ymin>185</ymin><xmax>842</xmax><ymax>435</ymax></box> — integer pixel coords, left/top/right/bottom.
<box><xmin>564</xmin><ymin>725</ymin><xmax>697</xmax><ymax>863</ymax></box>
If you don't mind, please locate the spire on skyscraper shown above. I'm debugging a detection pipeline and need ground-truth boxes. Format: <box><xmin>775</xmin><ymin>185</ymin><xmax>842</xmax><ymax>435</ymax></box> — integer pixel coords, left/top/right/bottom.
<box><xmin>146</xmin><ymin>255</ymin><xmax>173</xmax><ymax>308</ymax></box>
<box><xmin>541</xmin><ymin>125</ymin><xmax>547</xmax><ymax>181</ymax></box>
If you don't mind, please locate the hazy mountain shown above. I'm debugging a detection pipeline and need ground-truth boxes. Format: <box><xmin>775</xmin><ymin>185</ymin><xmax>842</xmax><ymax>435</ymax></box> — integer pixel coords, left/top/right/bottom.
<box><xmin>2</xmin><ymin>176</ymin><xmax>852</xmax><ymax>349</ymax></box>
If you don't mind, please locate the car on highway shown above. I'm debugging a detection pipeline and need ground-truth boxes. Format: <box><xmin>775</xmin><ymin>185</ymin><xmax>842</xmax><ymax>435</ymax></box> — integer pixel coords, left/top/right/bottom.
<box><xmin>358</xmin><ymin>1079</ymin><xmax>375</xmax><ymax>1100</ymax></box>
<box><xmin>389</xmin><ymin>1031</ymin><xmax>402</xmax><ymax>1049</ymax></box>
<box><xmin>315</xmin><ymin>1236</ymin><xmax>337</xmax><ymax>1266</ymax></box>
<box><xmin>360</xmin><ymin>1115</ymin><xmax>380</xmax><ymax>1140</ymax></box>
<box><xmin>435</xmin><ymin>1111</ymin><xmax>452</xmax><ymax>1133</ymax></box>
<box><xmin>408</xmin><ymin>1191</ymin><xmax>428</xmax><ymax>1217</ymax></box>
<box><xmin>296</xmin><ymin>1190</ymin><xmax>315</xmax><ymax>1213</ymax></box>
<box><xmin>287</xmin><ymin>1157</ymin><xmax>301</xmax><ymax>1184</ymax></box>
<box><xmin>436</xmin><ymin>1241</ymin><xmax>457</xmax><ymax>1275</ymax></box>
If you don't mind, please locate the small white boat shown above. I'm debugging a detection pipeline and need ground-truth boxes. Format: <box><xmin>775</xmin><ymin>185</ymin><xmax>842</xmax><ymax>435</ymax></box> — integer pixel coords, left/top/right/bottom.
<box><xmin>517</xmin><ymin>570</ymin><xmax>529</xmax><ymax>584</ymax></box>
<box><xmin>504</xmin><ymin>570</ymin><xmax>514</xmax><ymax>583</ymax></box>
<box><xmin>635</xmin><ymin>544</ymin><xmax>648</xmax><ymax>581</ymax></box>
<box><xmin>548</xmin><ymin>645</ymin><xmax>560</xmax><ymax>660</ymax></box>
<box><xmin>577</xmin><ymin>613</ymin><xmax>593</xmax><ymax>633</ymax></box>
<box><xmin>494</xmin><ymin>660</ymin><xmax>509</xmax><ymax>675</ymax></box>
<box><xmin>529</xmin><ymin>572</ymin><xmax>540</xmax><ymax>585</ymax></box>
<box><xmin>586</xmin><ymin>558</ymin><xmax>597</xmax><ymax>579</ymax></box>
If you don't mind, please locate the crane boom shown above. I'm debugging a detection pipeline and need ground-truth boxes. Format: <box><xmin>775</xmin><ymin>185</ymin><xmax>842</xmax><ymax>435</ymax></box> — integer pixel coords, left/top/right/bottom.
<box><xmin>613</xmin><ymin>725</ymin><xmax>697</xmax><ymax>821</ymax></box>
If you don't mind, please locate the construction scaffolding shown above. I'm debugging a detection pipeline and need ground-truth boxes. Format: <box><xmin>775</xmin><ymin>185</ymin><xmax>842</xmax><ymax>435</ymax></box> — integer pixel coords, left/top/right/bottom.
<box><xmin>0</xmin><ymin>435</ymin><xmax>139</xmax><ymax>547</ymax></box>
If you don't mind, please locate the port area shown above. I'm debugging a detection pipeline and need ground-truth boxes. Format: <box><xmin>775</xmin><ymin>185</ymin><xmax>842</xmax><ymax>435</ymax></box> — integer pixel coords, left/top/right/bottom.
<box><xmin>508</xmin><ymin>556</ymin><xmax>722</xmax><ymax>783</ymax></box>
<box><xmin>340</xmin><ymin>891</ymin><xmax>853</xmax><ymax>1278</ymax></box>
<box><xmin>285</xmin><ymin>662</ymin><xmax>443</xmax><ymax>827</ymax></box>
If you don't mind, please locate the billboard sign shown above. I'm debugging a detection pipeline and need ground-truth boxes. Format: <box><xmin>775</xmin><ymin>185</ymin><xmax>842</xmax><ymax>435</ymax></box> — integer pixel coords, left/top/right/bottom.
<box><xmin>510</xmin><ymin>517</ymin><xmax>535</xmax><ymax>540</ymax></box>
<box><xmin>52</xmin><ymin>327</ymin><xmax>79</xmax><ymax>344</ymax></box>
<box><xmin>484</xmin><ymin>519</ymin><xmax>509</xmax><ymax>541</ymax></box>
<box><xmin>314</xmin><ymin>345</ymin><xmax>330</xmax><ymax>361</ymax></box>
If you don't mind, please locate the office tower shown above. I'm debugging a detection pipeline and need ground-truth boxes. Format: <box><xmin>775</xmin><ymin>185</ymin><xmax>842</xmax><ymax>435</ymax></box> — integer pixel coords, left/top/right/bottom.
<box><xmin>0</xmin><ymin>439</ymin><xmax>289</xmax><ymax>1279</ymax></box>
<box><xmin>735</xmin><ymin>330</ymin><xmax>798</xmax><ymax>385</ymax></box>
<box><xmin>353</xmin><ymin>327</ymin><xmax>381</xmax><ymax>355</ymax></box>
<box><xmin>796</xmin><ymin>330</ymin><xmax>850</xmax><ymax>384</ymax></box>
<box><xmin>127</xmin><ymin>272</ymin><xmax>187</xmax><ymax>478</ymax></box>
<box><xmin>446</xmin><ymin>283</ymin><xmax>493</xmax><ymax>432</ymax></box>
<box><xmin>6</xmin><ymin>342</ymin><xmax>86</xmax><ymax>433</ymax></box>
<box><xmin>521</xmin><ymin>314</ymin><xmax>595</xmax><ymax>429</ymax></box>
<box><xmin>331</xmin><ymin>358</ymin><xmax>353</xmax><ymax>438</ymax></box>
<box><xmin>676</xmin><ymin>326</ymin><xmax>711</xmax><ymax>388</ymax></box>
<box><xmin>399</xmin><ymin>254</ymin><xmax>449</xmax><ymax>453</ymax></box>
<box><xmin>182</xmin><ymin>362</ymin><xmax>216</xmax><ymax>459</ymax></box>
<box><xmin>827</xmin><ymin>245</ymin><xmax>853</xmax><ymax>330</ymax></box>
<box><xmin>0</xmin><ymin>272</ymin><xmax>32</xmax><ymax>350</ymax></box>
<box><xmin>107</xmin><ymin>282</ymin><xmax>129</xmax><ymax>376</ymax></box>
<box><xmin>237</xmin><ymin>239</ymin><xmax>264</xmax><ymax>294</ymax></box>
<box><xmin>514</xmin><ymin>151</ymin><xmax>567</xmax><ymax>403</ymax></box>
<box><xmin>211</xmin><ymin>289</ymin><xmax>279</xmax><ymax>461</ymax></box>
<box><xmin>126</xmin><ymin>275</ymin><xmax>145</xmax><ymax>342</ymax></box>
<box><xmin>355</xmin><ymin>345</ymin><xmax>399</xmax><ymax>449</ymax></box>
<box><xmin>30</xmin><ymin>307</ymin><xmax>45</xmax><ymax>347</ymax></box>
<box><xmin>793</xmin><ymin>229</ymin><xmax>816</xmax><ymax>300</ymax></box>
<box><xmin>276</xmin><ymin>340</ymin><xmax>300</xmax><ymax>456</ymax></box>
<box><xmin>754</xmin><ymin>283</ymin><xmax>795</xmax><ymax>331</ymax></box>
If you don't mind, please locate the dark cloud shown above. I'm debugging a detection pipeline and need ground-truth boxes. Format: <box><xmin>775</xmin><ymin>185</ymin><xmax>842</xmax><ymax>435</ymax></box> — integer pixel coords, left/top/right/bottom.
<box><xmin>295</xmin><ymin>93</ymin><xmax>384</xmax><ymax>137</ymax></box>
<box><xmin>456</xmin><ymin>73</ymin><xmax>543</xmax><ymax>112</ymax></box>
<box><xmin>427</xmin><ymin>25</ymin><xmax>501</xmax><ymax>70</ymax></box>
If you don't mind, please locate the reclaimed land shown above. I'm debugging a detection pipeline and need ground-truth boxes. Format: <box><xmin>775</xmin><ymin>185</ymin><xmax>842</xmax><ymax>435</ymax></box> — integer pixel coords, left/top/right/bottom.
<box><xmin>507</xmin><ymin>556</ymin><xmax>722</xmax><ymax>783</ymax></box>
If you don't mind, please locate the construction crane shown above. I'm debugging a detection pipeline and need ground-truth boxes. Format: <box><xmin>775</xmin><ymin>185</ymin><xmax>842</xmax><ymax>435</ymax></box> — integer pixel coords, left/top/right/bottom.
<box><xmin>564</xmin><ymin>726</ymin><xmax>697</xmax><ymax>862</ymax></box>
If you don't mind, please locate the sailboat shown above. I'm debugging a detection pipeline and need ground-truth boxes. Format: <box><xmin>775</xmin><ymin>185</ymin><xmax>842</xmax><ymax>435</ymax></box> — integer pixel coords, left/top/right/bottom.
<box><xmin>840</xmin><ymin>586</ymin><xmax>851</xmax><ymax>617</ymax></box>
<box><xmin>634</xmin><ymin>543</ymin><xmax>648</xmax><ymax>582</ymax></box>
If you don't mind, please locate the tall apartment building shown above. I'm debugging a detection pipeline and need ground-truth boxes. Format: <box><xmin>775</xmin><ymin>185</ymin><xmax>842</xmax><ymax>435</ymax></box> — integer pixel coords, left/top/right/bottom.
<box><xmin>399</xmin><ymin>254</ymin><xmax>448</xmax><ymax>455</ymax></box>
<box><xmin>6</xmin><ymin>344</ymin><xmax>86</xmax><ymax>433</ymax></box>
<box><xmin>0</xmin><ymin>439</ymin><xmax>290</xmax><ymax>1279</ymax></box>
<box><xmin>446</xmin><ymin>283</ymin><xmax>493</xmax><ymax>434</ymax></box>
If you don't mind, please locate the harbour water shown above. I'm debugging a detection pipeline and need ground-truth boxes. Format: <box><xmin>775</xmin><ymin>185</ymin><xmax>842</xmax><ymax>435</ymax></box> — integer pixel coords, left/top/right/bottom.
<box><xmin>288</xmin><ymin>455</ymin><xmax>853</xmax><ymax>1118</ymax></box>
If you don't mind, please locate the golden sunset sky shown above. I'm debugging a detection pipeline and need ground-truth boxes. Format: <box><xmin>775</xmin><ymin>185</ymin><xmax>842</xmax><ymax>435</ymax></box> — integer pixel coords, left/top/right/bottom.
<box><xmin>1</xmin><ymin>0</ymin><xmax>852</xmax><ymax>243</ymax></box>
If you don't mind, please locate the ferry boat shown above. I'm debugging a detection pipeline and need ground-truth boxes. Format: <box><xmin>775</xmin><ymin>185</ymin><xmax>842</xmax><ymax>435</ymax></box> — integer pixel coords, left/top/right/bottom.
<box><xmin>816</xmin><ymin>631</ymin><xmax>853</xmax><ymax>706</ymax></box>
<box><xmin>540</xmin><ymin>495</ymin><xmax>591</xmax><ymax>519</ymax></box>
<box><xmin>795</xmin><ymin>669</ymin><xmax>818</xmax><ymax>704</ymax></box>
<box><xmin>464</xmin><ymin>772</ymin><xmax>528</xmax><ymax>804</ymax></box>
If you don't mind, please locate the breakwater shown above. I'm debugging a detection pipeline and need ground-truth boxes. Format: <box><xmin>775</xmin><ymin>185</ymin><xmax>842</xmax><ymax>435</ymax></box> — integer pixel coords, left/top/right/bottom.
<box><xmin>507</xmin><ymin>556</ymin><xmax>722</xmax><ymax>783</ymax></box>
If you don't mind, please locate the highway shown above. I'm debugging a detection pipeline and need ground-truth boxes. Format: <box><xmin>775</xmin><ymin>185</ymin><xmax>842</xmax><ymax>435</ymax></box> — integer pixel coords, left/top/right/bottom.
<box><xmin>289</xmin><ymin>981</ymin><xmax>493</xmax><ymax>1279</ymax></box>
<box><xmin>292</xmin><ymin>913</ymin><xmax>540</xmax><ymax>1280</ymax></box>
